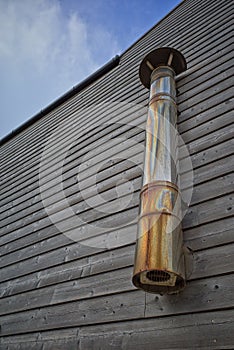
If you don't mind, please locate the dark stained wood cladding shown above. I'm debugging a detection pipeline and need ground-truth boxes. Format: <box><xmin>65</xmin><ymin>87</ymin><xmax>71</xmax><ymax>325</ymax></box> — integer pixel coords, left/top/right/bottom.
<box><xmin>0</xmin><ymin>0</ymin><xmax>234</xmax><ymax>348</ymax></box>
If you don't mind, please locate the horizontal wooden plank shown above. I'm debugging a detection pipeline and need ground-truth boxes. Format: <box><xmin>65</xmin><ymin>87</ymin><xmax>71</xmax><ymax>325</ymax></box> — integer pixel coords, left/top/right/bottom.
<box><xmin>1</xmin><ymin>117</ymin><xmax>233</xmax><ymax>233</ymax></box>
<box><xmin>0</xmin><ymin>242</ymin><xmax>233</xmax><ymax>316</ymax></box>
<box><xmin>182</xmin><ymin>154</ymin><xmax>233</xmax><ymax>190</ymax></box>
<box><xmin>178</xmin><ymin>60</ymin><xmax>234</xmax><ymax>102</ymax></box>
<box><xmin>79</xmin><ymin>310</ymin><xmax>234</xmax><ymax>350</ymax></box>
<box><xmin>186</xmin><ymin>122</ymin><xmax>234</xmax><ymax>156</ymax></box>
<box><xmin>180</xmin><ymin>110</ymin><xmax>233</xmax><ymax>145</ymax></box>
<box><xmin>181</xmin><ymin>138</ymin><xmax>233</xmax><ymax>172</ymax></box>
<box><xmin>0</xmin><ymin>137</ymin><xmax>144</xmax><ymax>227</ymax></box>
<box><xmin>0</xmin><ymin>124</ymin><xmax>232</xmax><ymax>216</ymax></box>
<box><xmin>0</xmin><ymin>169</ymin><xmax>141</xmax><ymax>238</ymax></box>
<box><xmin>0</xmin><ymin>162</ymin><xmax>233</xmax><ymax>265</ymax></box>
<box><xmin>183</xmin><ymin>23</ymin><xmax>233</xmax><ymax>69</ymax></box>
<box><xmin>0</xmin><ymin>150</ymin><xmax>143</xmax><ymax>220</ymax></box>
<box><xmin>145</xmin><ymin>274</ymin><xmax>234</xmax><ymax>317</ymax></box>
<box><xmin>1</xmin><ymin>212</ymin><xmax>232</xmax><ymax>299</ymax></box>
<box><xmin>0</xmin><ymin>209</ymin><xmax>139</xmax><ymax>280</ymax></box>
<box><xmin>0</xmin><ymin>289</ymin><xmax>146</xmax><ymax>336</ymax></box>
<box><xmin>192</xmin><ymin>243</ymin><xmax>234</xmax><ymax>280</ymax></box>
<box><xmin>7</xmin><ymin>116</ymin><xmax>233</xmax><ymax>230</ymax></box>
<box><xmin>0</xmin><ymin>196</ymin><xmax>139</xmax><ymax>264</ymax></box>
<box><xmin>179</xmin><ymin>75</ymin><xmax>233</xmax><ymax>113</ymax></box>
<box><xmin>1</xmin><ymin>168</ymin><xmax>233</xmax><ymax>262</ymax></box>
<box><xmin>1</xmin><ymin>332</ymin><xmax>78</xmax><ymax>350</ymax></box>
<box><xmin>177</xmin><ymin>48</ymin><xmax>233</xmax><ymax>89</ymax></box>
<box><xmin>190</xmin><ymin>173</ymin><xmax>233</xmax><ymax>205</ymax></box>
<box><xmin>0</xmin><ymin>243</ymin><xmax>135</xmax><ymax>297</ymax></box>
<box><xmin>185</xmin><ymin>216</ymin><xmax>234</xmax><ymax>250</ymax></box>
<box><xmin>0</xmin><ymin>266</ymin><xmax>134</xmax><ymax>316</ymax></box>
<box><xmin>0</xmin><ymin>166</ymin><xmax>232</xmax><ymax>261</ymax></box>
<box><xmin>178</xmin><ymin>85</ymin><xmax>233</xmax><ymax>125</ymax></box>
<box><xmin>0</xmin><ymin>132</ymin><xmax>144</xmax><ymax>211</ymax></box>
<box><xmin>1</xmin><ymin>175</ymin><xmax>139</xmax><ymax>250</ymax></box>
<box><xmin>0</xmin><ymin>129</ymin><xmax>232</xmax><ymax>227</ymax></box>
<box><xmin>1</xmin><ymin>308</ymin><xmax>233</xmax><ymax>350</ymax></box>
<box><xmin>1</xmin><ymin>135</ymin><xmax>232</xmax><ymax>240</ymax></box>
<box><xmin>0</xmin><ymin>274</ymin><xmax>233</xmax><ymax>336</ymax></box>
<box><xmin>2</xmin><ymin>186</ymin><xmax>232</xmax><ymax>280</ymax></box>
<box><xmin>0</xmin><ymin>207</ymin><xmax>233</xmax><ymax>291</ymax></box>
<box><xmin>183</xmin><ymin>193</ymin><xmax>233</xmax><ymax>229</ymax></box>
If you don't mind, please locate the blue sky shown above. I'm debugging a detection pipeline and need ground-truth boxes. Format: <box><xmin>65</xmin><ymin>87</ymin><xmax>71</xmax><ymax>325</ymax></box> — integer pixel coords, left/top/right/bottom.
<box><xmin>0</xmin><ymin>0</ymin><xmax>181</xmax><ymax>139</ymax></box>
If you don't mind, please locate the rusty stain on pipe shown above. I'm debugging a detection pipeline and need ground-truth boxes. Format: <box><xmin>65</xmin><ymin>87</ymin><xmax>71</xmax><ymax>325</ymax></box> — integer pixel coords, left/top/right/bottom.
<box><xmin>132</xmin><ymin>47</ymin><xmax>187</xmax><ymax>294</ymax></box>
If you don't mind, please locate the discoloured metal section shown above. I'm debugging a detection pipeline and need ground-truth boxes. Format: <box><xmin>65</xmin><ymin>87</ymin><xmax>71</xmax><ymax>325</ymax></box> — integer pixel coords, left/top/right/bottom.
<box><xmin>133</xmin><ymin>182</ymin><xmax>185</xmax><ymax>293</ymax></box>
<box><xmin>132</xmin><ymin>48</ymin><xmax>187</xmax><ymax>294</ymax></box>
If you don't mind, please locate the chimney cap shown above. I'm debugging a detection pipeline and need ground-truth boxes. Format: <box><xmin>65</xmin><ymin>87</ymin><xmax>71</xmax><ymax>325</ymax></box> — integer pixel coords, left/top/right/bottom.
<box><xmin>139</xmin><ymin>47</ymin><xmax>187</xmax><ymax>89</ymax></box>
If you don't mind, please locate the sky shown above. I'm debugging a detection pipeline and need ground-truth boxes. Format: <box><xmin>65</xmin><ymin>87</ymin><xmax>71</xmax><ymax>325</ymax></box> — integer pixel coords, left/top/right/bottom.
<box><xmin>0</xmin><ymin>0</ymin><xmax>181</xmax><ymax>139</ymax></box>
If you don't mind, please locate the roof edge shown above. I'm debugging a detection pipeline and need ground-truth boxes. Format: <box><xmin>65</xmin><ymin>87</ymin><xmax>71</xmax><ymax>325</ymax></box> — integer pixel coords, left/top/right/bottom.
<box><xmin>0</xmin><ymin>55</ymin><xmax>120</xmax><ymax>147</ymax></box>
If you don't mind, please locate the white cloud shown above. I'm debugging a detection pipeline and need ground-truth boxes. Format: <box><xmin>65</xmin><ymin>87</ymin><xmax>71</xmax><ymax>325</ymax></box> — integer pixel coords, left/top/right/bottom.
<box><xmin>0</xmin><ymin>0</ymin><xmax>120</xmax><ymax>137</ymax></box>
<box><xmin>0</xmin><ymin>1</ymin><xmax>58</xmax><ymax>70</ymax></box>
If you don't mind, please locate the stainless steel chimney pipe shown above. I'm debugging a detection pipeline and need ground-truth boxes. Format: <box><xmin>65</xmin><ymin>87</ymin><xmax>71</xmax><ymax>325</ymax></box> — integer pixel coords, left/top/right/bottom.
<box><xmin>132</xmin><ymin>47</ymin><xmax>187</xmax><ymax>294</ymax></box>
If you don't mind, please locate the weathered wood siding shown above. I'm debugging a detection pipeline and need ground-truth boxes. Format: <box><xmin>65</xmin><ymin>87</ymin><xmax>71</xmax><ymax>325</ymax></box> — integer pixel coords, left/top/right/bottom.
<box><xmin>0</xmin><ymin>0</ymin><xmax>233</xmax><ymax>348</ymax></box>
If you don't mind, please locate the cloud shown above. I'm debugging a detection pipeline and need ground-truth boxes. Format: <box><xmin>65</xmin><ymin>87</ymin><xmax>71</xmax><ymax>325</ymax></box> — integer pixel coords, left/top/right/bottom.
<box><xmin>0</xmin><ymin>0</ymin><xmax>120</xmax><ymax>137</ymax></box>
<box><xmin>0</xmin><ymin>0</ymin><xmax>119</xmax><ymax>80</ymax></box>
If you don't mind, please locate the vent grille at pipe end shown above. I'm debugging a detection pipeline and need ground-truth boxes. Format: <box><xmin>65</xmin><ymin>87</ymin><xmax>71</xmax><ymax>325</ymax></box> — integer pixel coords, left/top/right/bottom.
<box><xmin>133</xmin><ymin>270</ymin><xmax>185</xmax><ymax>294</ymax></box>
<box><xmin>147</xmin><ymin>270</ymin><xmax>171</xmax><ymax>282</ymax></box>
<box><xmin>140</xmin><ymin>270</ymin><xmax>177</xmax><ymax>287</ymax></box>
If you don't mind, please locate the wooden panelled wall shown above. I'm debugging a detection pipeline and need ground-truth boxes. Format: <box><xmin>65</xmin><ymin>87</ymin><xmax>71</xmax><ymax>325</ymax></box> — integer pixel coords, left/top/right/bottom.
<box><xmin>0</xmin><ymin>0</ymin><xmax>233</xmax><ymax>348</ymax></box>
